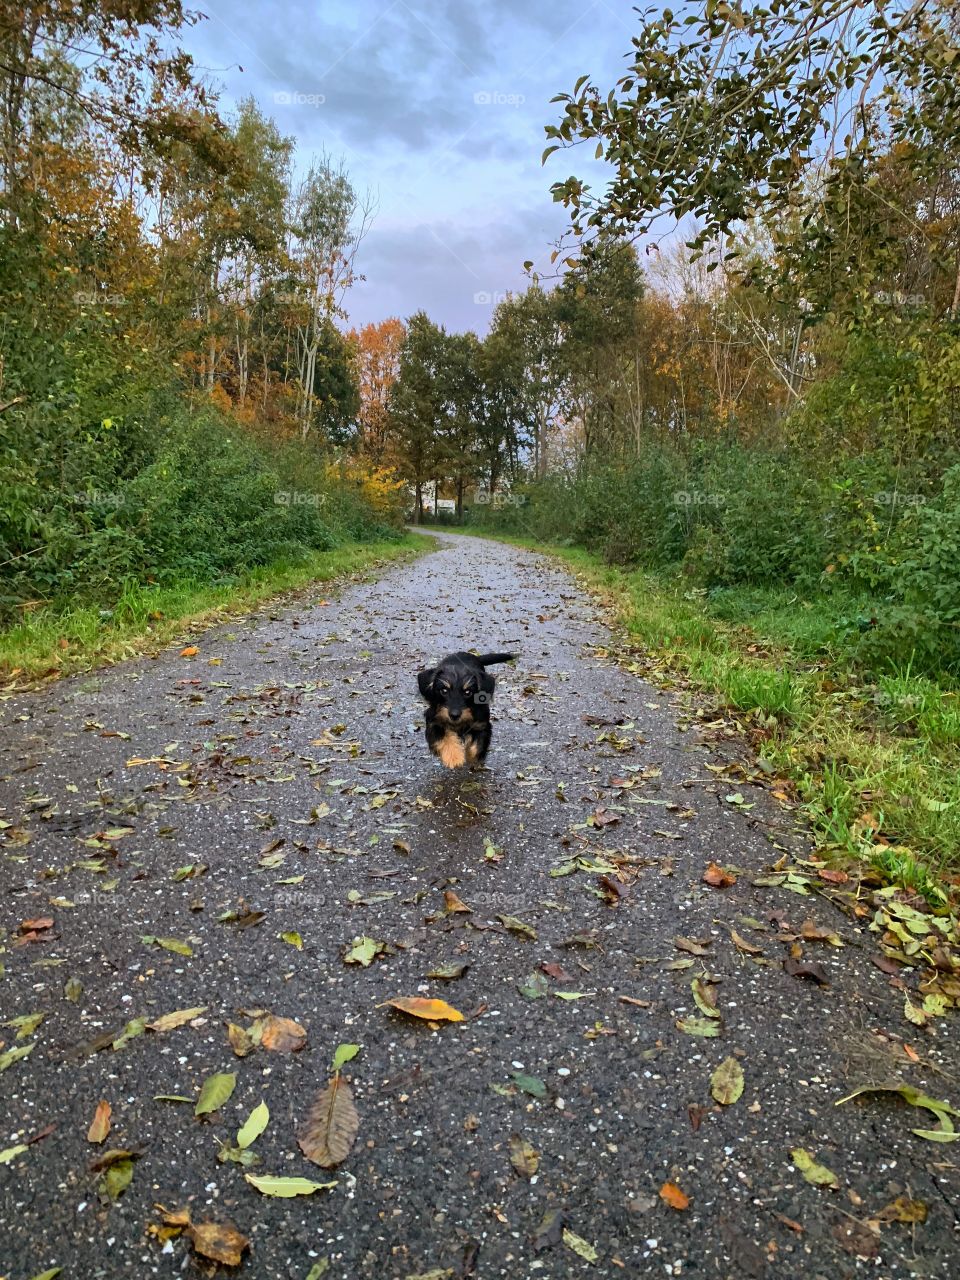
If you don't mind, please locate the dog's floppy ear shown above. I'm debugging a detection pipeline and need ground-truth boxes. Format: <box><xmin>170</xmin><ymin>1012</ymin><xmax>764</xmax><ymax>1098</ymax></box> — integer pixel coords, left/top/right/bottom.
<box><xmin>417</xmin><ymin>666</ymin><xmax>437</xmax><ymax>699</ymax></box>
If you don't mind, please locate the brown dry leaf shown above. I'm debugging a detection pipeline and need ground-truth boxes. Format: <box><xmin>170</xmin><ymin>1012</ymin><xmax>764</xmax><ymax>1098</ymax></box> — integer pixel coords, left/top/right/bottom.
<box><xmin>383</xmin><ymin>997</ymin><xmax>464</xmax><ymax>1023</ymax></box>
<box><xmin>298</xmin><ymin>1076</ymin><xmax>359</xmax><ymax>1169</ymax></box>
<box><xmin>876</xmin><ymin>1196</ymin><xmax>928</xmax><ymax>1224</ymax></box>
<box><xmin>227</xmin><ymin>1022</ymin><xmax>255</xmax><ymax>1057</ymax></box>
<box><xmin>783</xmin><ymin>956</ymin><xmax>830</xmax><ymax>986</ymax></box>
<box><xmin>817</xmin><ymin>867</ymin><xmax>849</xmax><ymax>885</ymax></box>
<box><xmin>20</xmin><ymin>916</ymin><xmax>54</xmax><ymax>933</ymax></box>
<box><xmin>509</xmin><ymin>1134</ymin><xmax>539</xmax><ymax>1178</ymax></box>
<box><xmin>259</xmin><ymin>1015</ymin><xmax>307</xmax><ymax>1052</ymax></box>
<box><xmin>675</xmin><ymin>936</ymin><xmax>710</xmax><ymax>956</ymax></box>
<box><xmin>660</xmin><ymin>1181</ymin><xmax>690</xmax><ymax>1210</ymax></box>
<box><xmin>87</xmin><ymin>1100</ymin><xmax>112</xmax><ymax>1144</ymax></box>
<box><xmin>730</xmin><ymin>929</ymin><xmax>764</xmax><ymax>956</ymax></box>
<box><xmin>703</xmin><ymin>863</ymin><xmax>736</xmax><ymax>889</ymax></box>
<box><xmin>187</xmin><ymin>1220</ymin><xmax>249</xmax><ymax>1266</ymax></box>
<box><xmin>443</xmin><ymin>890</ymin><xmax>472</xmax><ymax>914</ymax></box>
<box><xmin>180</xmin><ymin>646</ymin><xmax>199</xmax><ymax>658</ymax></box>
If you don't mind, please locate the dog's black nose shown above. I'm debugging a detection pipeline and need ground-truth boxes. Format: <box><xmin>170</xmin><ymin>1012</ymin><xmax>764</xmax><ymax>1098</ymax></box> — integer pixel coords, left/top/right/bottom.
<box><xmin>448</xmin><ymin>709</ymin><xmax>461</xmax><ymax>721</ymax></box>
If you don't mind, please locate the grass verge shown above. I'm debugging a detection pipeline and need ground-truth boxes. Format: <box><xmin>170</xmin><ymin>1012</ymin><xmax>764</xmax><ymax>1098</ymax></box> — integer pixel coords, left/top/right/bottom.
<box><xmin>482</xmin><ymin>533</ymin><xmax>960</xmax><ymax>900</ymax></box>
<box><xmin>0</xmin><ymin>533</ymin><xmax>435</xmax><ymax>687</ymax></box>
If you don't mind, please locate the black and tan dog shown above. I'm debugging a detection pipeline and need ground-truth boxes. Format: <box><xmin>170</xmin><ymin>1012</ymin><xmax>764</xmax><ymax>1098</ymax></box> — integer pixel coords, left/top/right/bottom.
<box><xmin>417</xmin><ymin>651</ymin><xmax>515</xmax><ymax>768</ymax></box>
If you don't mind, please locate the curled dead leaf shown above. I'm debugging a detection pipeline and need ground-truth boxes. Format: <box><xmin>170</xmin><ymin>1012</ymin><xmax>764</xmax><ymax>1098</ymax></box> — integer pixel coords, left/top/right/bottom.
<box><xmin>87</xmin><ymin>1100</ymin><xmax>111</xmax><ymax>1144</ymax></box>
<box><xmin>259</xmin><ymin>1015</ymin><xmax>307</xmax><ymax>1052</ymax></box>
<box><xmin>383</xmin><ymin>997</ymin><xmax>464</xmax><ymax>1023</ymax></box>
<box><xmin>659</xmin><ymin>1181</ymin><xmax>690</xmax><ymax>1210</ymax></box>
<box><xmin>187</xmin><ymin>1220</ymin><xmax>249</xmax><ymax>1266</ymax></box>
<box><xmin>703</xmin><ymin>863</ymin><xmax>736</xmax><ymax>889</ymax></box>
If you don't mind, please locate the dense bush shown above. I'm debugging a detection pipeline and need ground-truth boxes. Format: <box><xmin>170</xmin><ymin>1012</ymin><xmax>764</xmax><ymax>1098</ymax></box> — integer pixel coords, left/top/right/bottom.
<box><xmin>0</xmin><ymin>390</ymin><xmax>403</xmax><ymax>620</ymax></box>
<box><xmin>467</xmin><ymin>440</ymin><xmax>960</xmax><ymax>676</ymax></box>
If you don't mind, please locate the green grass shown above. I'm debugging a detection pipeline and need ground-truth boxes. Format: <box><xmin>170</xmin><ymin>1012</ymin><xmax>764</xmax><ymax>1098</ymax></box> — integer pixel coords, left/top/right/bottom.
<box><xmin>481</xmin><ymin>533</ymin><xmax>960</xmax><ymax>898</ymax></box>
<box><xmin>0</xmin><ymin>533</ymin><xmax>435</xmax><ymax>686</ymax></box>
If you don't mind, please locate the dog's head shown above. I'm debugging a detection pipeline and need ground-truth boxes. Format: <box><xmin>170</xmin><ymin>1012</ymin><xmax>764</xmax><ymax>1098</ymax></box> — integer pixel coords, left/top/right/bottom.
<box><xmin>417</xmin><ymin>653</ymin><xmax>496</xmax><ymax>725</ymax></box>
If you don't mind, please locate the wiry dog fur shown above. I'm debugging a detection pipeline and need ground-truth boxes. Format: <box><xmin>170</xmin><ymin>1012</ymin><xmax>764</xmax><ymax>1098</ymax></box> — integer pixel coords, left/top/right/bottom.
<box><xmin>417</xmin><ymin>651</ymin><xmax>515</xmax><ymax>769</ymax></box>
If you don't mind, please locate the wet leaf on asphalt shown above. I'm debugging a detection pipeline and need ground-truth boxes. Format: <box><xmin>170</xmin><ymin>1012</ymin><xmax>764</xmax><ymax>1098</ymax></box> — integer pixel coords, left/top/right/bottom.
<box><xmin>236</xmin><ymin>1101</ymin><xmax>270</xmax><ymax>1149</ymax></box>
<box><xmin>147</xmin><ymin>1006</ymin><xmax>206</xmax><ymax>1032</ymax></box>
<box><xmin>0</xmin><ymin>1043</ymin><xmax>35</xmax><ymax>1072</ymax></box>
<box><xmin>532</xmin><ymin>1208</ymin><xmax>566</xmax><ymax>1252</ymax></box>
<box><xmin>691</xmin><ymin>978</ymin><xmax>721</xmax><ymax>1018</ymax></box>
<box><xmin>112</xmin><ymin>1017</ymin><xmax>147</xmax><ymax>1051</ymax></box>
<box><xmin>498</xmin><ymin>914</ymin><xmax>537</xmax><ymax>940</ymax></box>
<box><xmin>443</xmin><ymin>889</ymin><xmax>471</xmax><ymax>914</ymax></box>
<box><xmin>730</xmin><ymin>929</ymin><xmax>764</xmax><ymax>956</ymax></box>
<box><xmin>5</xmin><ymin>1012</ymin><xmax>44</xmax><ymax>1039</ymax></box>
<box><xmin>384</xmin><ymin>997</ymin><xmax>464</xmax><ymax>1023</ymax></box>
<box><xmin>0</xmin><ymin>1143</ymin><xmax>29</xmax><ymax>1165</ymax></box>
<box><xmin>187</xmin><ymin>1220</ymin><xmax>250</xmax><ymax>1265</ymax></box>
<box><xmin>87</xmin><ymin>1100</ymin><xmax>111</xmax><ymax>1144</ymax></box>
<box><xmin>244</xmin><ymin>1173</ymin><xmax>337</xmax><ymax>1197</ymax></box>
<box><xmin>195</xmin><ymin>1071</ymin><xmax>237</xmax><ymax>1116</ymax></box>
<box><xmin>426</xmin><ymin>962</ymin><xmax>469</xmax><ymax>980</ymax></box>
<box><xmin>710</xmin><ymin>1058</ymin><xmax>744</xmax><ymax>1105</ymax></box>
<box><xmin>518</xmin><ymin>971</ymin><xmax>549</xmax><ymax>999</ymax></box>
<box><xmin>791</xmin><ymin>1148</ymin><xmax>839</xmax><ymax>1188</ymax></box>
<box><xmin>660</xmin><ymin>1181</ymin><xmax>691</xmax><ymax>1210</ymax></box>
<box><xmin>877</xmin><ymin>1196</ymin><xmax>928</xmax><ymax>1223</ymax></box>
<box><xmin>562</xmin><ymin>1228</ymin><xmax>598</xmax><ymax>1262</ymax></box>
<box><xmin>676</xmin><ymin>1016</ymin><xmax>720</xmax><ymax>1037</ymax></box>
<box><xmin>344</xmin><ymin>935</ymin><xmax>386</xmax><ymax>966</ymax></box>
<box><xmin>281</xmin><ymin>930</ymin><xmax>303</xmax><ymax>949</ymax></box>
<box><xmin>509</xmin><ymin>1134</ymin><xmax>539</xmax><ymax>1178</ymax></box>
<box><xmin>299</xmin><ymin>1076</ymin><xmax>360</xmax><ymax>1168</ymax></box>
<box><xmin>140</xmin><ymin>934</ymin><xmax>193</xmax><ymax>957</ymax></box>
<box><xmin>703</xmin><ymin>862</ymin><xmax>736</xmax><ymax>888</ymax></box>
<box><xmin>260</xmin><ymin>1015</ymin><xmax>308</xmax><ymax>1052</ymax></box>
<box><xmin>332</xmin><ymin>1042</ymin><xmax>360</xmax><ymax>1072</ymax></box>
<box><xmin>783</xmin><ymin>956</ymin><xmax>830</xmax><ymax>986</ymax></box>
<box><xmin>835</xmin><ymin>1083</ymin><xmax>960</xmax><ymax>1142</ymax></box>
<box><xmin>511</xmin><ymin>1072</ymin><xmax>547</xmax><ymax>1098</ymax></box>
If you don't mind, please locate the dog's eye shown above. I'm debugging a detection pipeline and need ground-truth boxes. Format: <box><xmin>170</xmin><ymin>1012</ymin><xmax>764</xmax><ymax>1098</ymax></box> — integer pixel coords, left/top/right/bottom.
<box><xmin>437</xmin><ymin>682</ymin><xmax>449</xmax><ymax>693</ymax></box>
<box><xmin>463</xmin><ymin>684</ymin><xmax>475</xmax><ymax>695</ymax></box>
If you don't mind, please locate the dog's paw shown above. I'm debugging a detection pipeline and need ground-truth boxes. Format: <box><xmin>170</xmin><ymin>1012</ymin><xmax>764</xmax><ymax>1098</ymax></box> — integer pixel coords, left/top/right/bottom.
<box><xmin>438</xmin><ymin>732</ymin><xmax>467</xmax><ymax>769</ymax></box>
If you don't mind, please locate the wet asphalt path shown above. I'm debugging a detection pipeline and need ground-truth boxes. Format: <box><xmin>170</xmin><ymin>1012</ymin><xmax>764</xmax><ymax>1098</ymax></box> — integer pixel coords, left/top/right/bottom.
<box><xmin>1</xmin><ymin>531</ymin><xmax>958</xmax><ymax>1279</ymax></box>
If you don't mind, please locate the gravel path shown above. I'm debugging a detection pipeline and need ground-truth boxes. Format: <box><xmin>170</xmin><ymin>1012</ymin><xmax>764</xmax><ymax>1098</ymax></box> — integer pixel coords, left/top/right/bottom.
<box><xmin>1</xmin><ymin>531</ymin><xmax>957</xmax><ymax>1279</ymax></box>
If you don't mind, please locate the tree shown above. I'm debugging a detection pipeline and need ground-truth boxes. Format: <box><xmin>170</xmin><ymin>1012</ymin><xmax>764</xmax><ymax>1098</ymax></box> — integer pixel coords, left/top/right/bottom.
<box><xmin>351</xmin><ymin>318</ymin><xmax>405</xmax><ymax>466</ymax></box>
<box><xmin>544</xmin><ymin>0</ymin><xmax>960</xmax><ymax>304</ymax></box>
<box><xmin>387</xmin><ymin>312</ymin><xmax>447</xmax><ymax>521</ymax></box>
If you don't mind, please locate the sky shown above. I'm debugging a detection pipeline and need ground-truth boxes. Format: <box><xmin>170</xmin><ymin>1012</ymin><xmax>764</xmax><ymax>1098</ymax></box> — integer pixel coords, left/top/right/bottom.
<box><xmin>181</xmin><ymin>0</ymin><xmax>642</xmax><ymax>333</ymax></box>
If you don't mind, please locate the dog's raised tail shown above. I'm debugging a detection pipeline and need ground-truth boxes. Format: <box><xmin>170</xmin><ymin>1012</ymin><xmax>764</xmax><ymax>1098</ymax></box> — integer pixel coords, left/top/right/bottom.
<box><xmin>475</xmin><ymin>651</ymin><xmax>516</xmax><ymax>667</ymax></box>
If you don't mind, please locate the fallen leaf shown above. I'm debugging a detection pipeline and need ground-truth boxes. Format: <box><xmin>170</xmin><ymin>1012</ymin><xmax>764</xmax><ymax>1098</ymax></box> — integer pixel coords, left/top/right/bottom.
<box><xmin>187</xmin><ymin>1220</ymin><xmax>249</xmax><ymax>1266</ymax></box>
<box><xmin>443</xmin><ymin>890</ymin><xmax>471</xmax><ymax>914</ymax></box>
<box><xmin>730</xmin><ymin>929</ymin><xmax>764</xmax><ymax>956</ymax></box>
<box><xmin>877</xmin><ymin>1195</ymin><xmax>928</xmax><ymax>1224</ymax></box>
<box><xmin>426</xmin><ymin>962</ymin><xmax>469</xmax><ymax>980</ymax></box>
<box><xmin>675</xmin><ymin>936</ymin><xmax>710</xmax><ymax>956</ymax></box>
<box><xmin>260</xmin><ymin>1015</ymin><xmax>307</xmax><ymax>1052</ymax></box>
<box><xmin>836</xmin><ymin>1083</ymin><xmax>960</xmax><ymax>1142</ymax></box>
<box><xmin>710</xmin><ymin>1057</ymin><xmax>744</xmax><ymax>1105</ymax></box>
<box><xmin>147</xmin><ymin>1006</ymin><xmax>206</xmax><ymax>1033</ymax></box>
<box><xmin>791</xmin><ymin>1147</ymin><xmax>839</xmax><ymax>1188</ymax></box>
<box><xmin>703</xmin><ymin>862</ymin><xmax>736</xmax><ymax>888</ymax></box>
<box><xmin>344</xmin><ymin>935</ymin><xmax>385</xmax><ymax>966</ymax></box>
<box><xmin>332</xmin><ymin>1043</ymin><xmax>360</xmax><ymax>1072</ymax></box>
<box><xmin>195</xmin><ymin>1072</ymin><xmax>237</xmax><ymax>1116</ymax></box>
<box><xmin>281</xmin><ymin>930</ymin><xmax>303</xmax><ymax>950</ymax></box>
<box><xmin>180</xmin><ymin>646</ymin><xmax>199</xmax><ymax>657</ymax></box>
<box><xmin>509</xmin><ymin>1134</ymin><xmax>539</xmax><ymax>1178</ymax></box>
<box><xmin>227</xmin><ymin>1022</ymin><xmax>255</xmax><ymax>1057</ymax></box>
<box><xmin>532</xmin><ymin>1208</ymin><xmax>566</xmax><ymax>1252</ymax></box>
<box><xmin>783</xmin><ymin>956</ymin><xmax>830</xmax><ymax>986</ymax></box>
<box><xmin>384</xmin><ymin>997</ymin><xmax>464</xmax><ymax>1023</ymax></box>
<box><xmin>511</xmin><ymin>1072</ymin><xmax>547</xmax><ymax>1098</ymax></box>
<box><xmin>236</xmin><ymin>1101</ymin><xmax>269</xmax><ymax>1150</ymax></box>
<box><xmin>141</xmin><ymin>934</ymin><xmax>193</xmax><ymax>957</ymax></box>
<box><xmin>498</xmin><ymin>914</ymin><xmax>537</xmax><ymax>940</ymax></box>
<box><xmin>299</xmin><ymin>1076</ymin><xmax>360</xmax><ymax>1168</ymax></box>
<box><xmin>0</xmin><ymin>1043</ymin><xmax>35</xmax><ymax>1072</ymax></box>
<box><xmin>676</xmin><ymin>1017</ymin><xmax>720</xmax><ymax>1037</ymax></box>
<box><xmin>562</xmin><ymin>1228</ymin><xmax>599</xmax><ymax>1262</ymax></box>
<box><xmin>244</xmin><ymin>1173</ymin><xmax>337</xmax><ymax>1197</ymax></box>
<box><xmin>87</xmin><ymin>1100</ymin><xmax>111</xmax><ymax>1144</ymax></box>
<box><xmin>660</xmin><ymin>1181</ymin><xmax>690</xmax><ymax>1210</ymax></box>
<box><xmin>0</xmin><ymin>1143</ymin><xmax>28</xmax><ymax>1165</ymax></box>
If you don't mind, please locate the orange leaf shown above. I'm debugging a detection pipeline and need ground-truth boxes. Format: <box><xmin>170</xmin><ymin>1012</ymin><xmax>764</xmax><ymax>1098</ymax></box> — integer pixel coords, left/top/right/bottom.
<box><xmin>443</xmin><ymin>890</ymin><xmax>471</xmax><ymax>914</ymax></box>
<box><xmin>180</xmin><ymin>646</ymin><xmax>199</xmax><ymax>657</ymax></box>
<box><xmin>88</xmin><ymin>1100</ymin><xmax>112</xmax><ymax>1144</ymax></box>
<box><xmin>259</xmin><ymin>1015</ymin><xmax>307</xmax><ymax>1052</ymax></box>
<box><xmin>660</xmin><ymin>1181</ymin><xmax>690</xmax><ymax>1211</ymax></box>
<box><xmin>703</xmin><ymin>862</ymin><xmax>736</xmax><ymax>889</ymax></box>
<box><xmin>817</xmin><ymin>867</ymin><xmax>849</xmax><ymax>884</ymax></box>
<box><xmin>20</xmin><ymin>917</ymin><xmax>54</xmax><ymax>932</ymax></box>
<box><xmin>383</xmin><ymin>997</ymin><xmax>464</xmax><ymax>1023</ymax></box>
